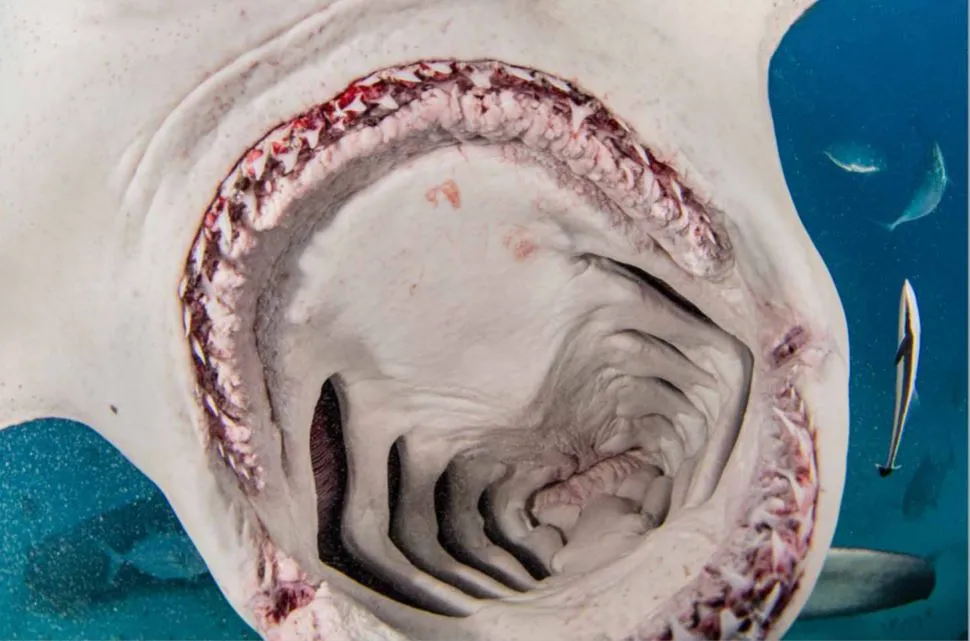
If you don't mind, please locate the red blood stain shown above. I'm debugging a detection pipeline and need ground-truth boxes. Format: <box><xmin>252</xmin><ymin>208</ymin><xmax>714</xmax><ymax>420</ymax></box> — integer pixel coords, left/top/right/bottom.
<box><xmin>251</xmin><ymin>581</ymin><xmax>316</xmax><ymax>628</ymax></box>
<box><xmin>424</xmin><ymin>179</ymin><xmax>461</xmax><ymax>209</ymax></box>
<box><xmin>337</xmin><ymin>80</ymin><xmax>385</xmax><ymax>108</ymax></box>
<box><xmin>440</xmin><ymin>180</ymin><xmax>460</xmax><ymax>207</ymax></box>
<box><xmin>770</xmin><ymin>325</ymin><xmax>809</xmax><ymax>368</ymax></box>
<box><xmin>503</xmin><ymin>227</ymin><xmax>536</xmax><ymax>262</ymax></box>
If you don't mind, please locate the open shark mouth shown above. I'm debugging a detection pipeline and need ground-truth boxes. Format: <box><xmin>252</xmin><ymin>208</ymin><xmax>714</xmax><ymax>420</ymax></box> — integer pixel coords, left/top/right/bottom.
<box><xmin>178</xmin><ymin>59</ymin><xmax>824</xmax><ymax>641</ymax></box>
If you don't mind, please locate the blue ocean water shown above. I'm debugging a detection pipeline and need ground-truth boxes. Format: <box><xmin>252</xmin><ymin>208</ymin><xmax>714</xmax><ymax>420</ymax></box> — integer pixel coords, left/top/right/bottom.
<box><xmin>774</xmin><ymin>0</ymin><xmax>969</xmax><ymax>639</ymax></box>
<box><xmin>0</xmin><ymin>0</ymin><xmax>966</xmax><ymax>639</ymax></box>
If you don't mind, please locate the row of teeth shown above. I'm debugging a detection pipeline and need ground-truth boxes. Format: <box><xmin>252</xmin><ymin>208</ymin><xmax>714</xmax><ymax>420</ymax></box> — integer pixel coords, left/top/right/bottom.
<box><xmin>178</xmin><ymin>59</ymin><xmax>733</xmax><ymax>492</ymax></box>
<box><xmin>659</xmin><ymin>384</ymin><xmax>818</xmax><ymax>640</ymax></box>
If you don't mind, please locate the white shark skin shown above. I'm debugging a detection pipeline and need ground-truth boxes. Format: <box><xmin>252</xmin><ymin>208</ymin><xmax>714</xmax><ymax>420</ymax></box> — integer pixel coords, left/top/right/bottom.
<box><xmin>0</xmin><ymin>1</ymin><xmax>849</xmax><ymax>640</ymax></box>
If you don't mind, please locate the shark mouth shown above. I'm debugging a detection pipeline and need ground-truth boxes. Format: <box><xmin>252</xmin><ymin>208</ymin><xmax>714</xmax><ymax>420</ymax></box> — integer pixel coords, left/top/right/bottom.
<box><xmin>179</xmin><ymin>59</ymin><xmax>820</xmax><ymax>641</ymax></box>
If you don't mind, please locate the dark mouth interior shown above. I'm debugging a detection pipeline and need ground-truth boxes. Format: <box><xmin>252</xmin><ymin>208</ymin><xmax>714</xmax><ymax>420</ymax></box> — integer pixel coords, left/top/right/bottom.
<box><xmin>311</xmin><ymin>377</ymin><xmax>413</xmax><ymax>605</ymax></box>
<box><xmin>307</xmin><ymin>259</ymin><xmax>740</xmax><ymax>617</ymax></box>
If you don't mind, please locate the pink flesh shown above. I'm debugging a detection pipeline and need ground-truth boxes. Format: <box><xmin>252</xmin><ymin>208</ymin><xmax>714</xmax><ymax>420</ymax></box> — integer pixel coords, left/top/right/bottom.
<box><xmin>177</xmin><ymin>60</ymin><xmax>819</xmax><ymax>640</ymax></box>
<box><xmin>531</xmin><ymin>450</ymin><xmax>654</xmax><ymax>508</ymax></box>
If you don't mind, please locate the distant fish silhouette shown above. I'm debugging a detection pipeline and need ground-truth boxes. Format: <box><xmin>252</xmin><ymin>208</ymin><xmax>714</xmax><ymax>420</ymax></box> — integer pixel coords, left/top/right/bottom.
<box><xmin>823</xmin><ymin>141</ymin><xmax>887</xmax><ymax>174</ymax></box>
<box><xmin>902</xmin><ymin>449</ymin><xmax>956</xmax><ymax>521</ymax></box>
<box><xmin>874</xmin><ymin>142</ymin><xmax>948</xmax><ymax>232</ymax></box>
<box><xmin>102</xmin><ymin>532</ymin><xmax>209</xmax><ymax>583</ymax></box>
<box><xmin>23</xmin><ymin>494</ymin><xmax>215</xmax><ymax>618</ymax></box>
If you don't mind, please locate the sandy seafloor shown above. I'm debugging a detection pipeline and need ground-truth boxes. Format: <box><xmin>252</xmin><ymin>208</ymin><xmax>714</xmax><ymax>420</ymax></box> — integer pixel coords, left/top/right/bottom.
<box><xmin>0</xmin><ymin>0</ymin><xmax>966</xmax><ymax>639</ymax></box>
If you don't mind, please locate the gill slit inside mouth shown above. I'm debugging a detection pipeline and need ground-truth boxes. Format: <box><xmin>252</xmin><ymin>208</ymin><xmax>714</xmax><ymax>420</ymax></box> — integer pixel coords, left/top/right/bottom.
<box><xmin>176</xmin><ymin>58</ymin><xmax>819</xmax><ymax>640</ymax></box>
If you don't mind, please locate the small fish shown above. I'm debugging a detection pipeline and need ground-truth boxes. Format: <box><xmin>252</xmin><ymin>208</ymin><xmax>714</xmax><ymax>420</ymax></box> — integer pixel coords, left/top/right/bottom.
<box><xmin>823</xmin><ymin>141</ymin><xmax>887</xmax><ymax>174</ymax></box>
<box><xmin>874</xmin><ymin>142</ymin><xmax>948</xmax><ymax>231</ymax></box>
<box><xmin>877</xmin><ymin>279</ymin><xmax>921</xmax><ymax>477</ymax></box>
<box><xmin>102</xmin><ymin>531</ymin><xmax>209</xmax><ymax>582</ymax></box>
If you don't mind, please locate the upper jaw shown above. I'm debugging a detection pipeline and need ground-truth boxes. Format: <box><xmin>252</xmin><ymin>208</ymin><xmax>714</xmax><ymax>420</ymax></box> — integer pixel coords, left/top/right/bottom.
<box><xmin>0</xmin><ymin>3</ymin><xmax>821</xmax><ymax>419</ymax></box>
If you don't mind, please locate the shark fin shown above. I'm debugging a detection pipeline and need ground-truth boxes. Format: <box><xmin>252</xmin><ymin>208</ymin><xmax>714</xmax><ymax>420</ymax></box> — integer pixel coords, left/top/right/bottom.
<box><xmin>100</xmin><ymin>542</ymin><xmax>125</xmax><ymax>584</ymax></box>
<box><xmin>798</xmin><ymin>547</ymin><xmax>935</xmax><ymax>621</ymax></box>
<box><xmin>895</xmin><ymin>334</ymin><xmax>911</xmax><ymax>365</ymax></box>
